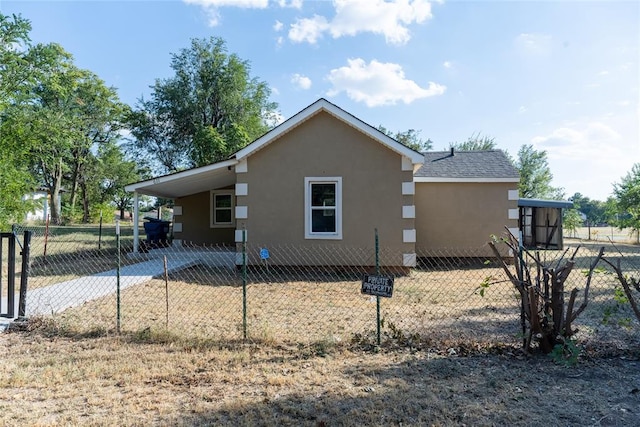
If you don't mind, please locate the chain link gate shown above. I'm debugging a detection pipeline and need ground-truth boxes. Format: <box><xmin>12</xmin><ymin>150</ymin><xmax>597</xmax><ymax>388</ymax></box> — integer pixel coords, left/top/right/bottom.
<box><xmin>0</xmin><ymin>231</ymin><xmax>32</xmax><ymax>319</ymax></box>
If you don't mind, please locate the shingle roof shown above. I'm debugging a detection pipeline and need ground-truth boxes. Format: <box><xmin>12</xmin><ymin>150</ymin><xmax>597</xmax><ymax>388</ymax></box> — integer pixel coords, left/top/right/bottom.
<box><xmin>414</xmin><ymin>149</ymin><xmax>520</xmax><ymax>180</ymax></box>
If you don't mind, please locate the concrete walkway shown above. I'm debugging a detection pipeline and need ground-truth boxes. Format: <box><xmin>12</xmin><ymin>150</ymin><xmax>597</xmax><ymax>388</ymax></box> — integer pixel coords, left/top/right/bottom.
<box><xmin>0</xmin><ymin>250</ymin><xmax>235</xmax><ymax>331</ymax></box>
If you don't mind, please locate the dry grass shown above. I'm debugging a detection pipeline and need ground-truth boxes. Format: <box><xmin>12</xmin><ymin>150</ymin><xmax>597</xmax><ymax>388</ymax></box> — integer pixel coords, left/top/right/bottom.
<box><xmin>38</xmin><ymin>265</ymin><xmax>525</xmax><ymax>348</ymax></box>
<box><xmin>1</xmin><ymin>326</ymin><xmax>639</xmax><ymax>426</ymax></box>
<box><xmin>2</xmin><ymin>233</ymin><xmax>640</xmax><ymax>425</ymax></box>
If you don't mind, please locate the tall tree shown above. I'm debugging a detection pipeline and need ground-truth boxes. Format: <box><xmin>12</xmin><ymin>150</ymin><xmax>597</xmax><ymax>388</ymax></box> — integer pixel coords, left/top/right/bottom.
<box><xmin>613</xmin><ymin>163</ymin><xmax>640</xmax><ymax>241</ymax></box>
<box><xmin>515</xmin><ymin>144</ymin><xmax>563</xmax><ymax>199</ymax></box>
<box><xmin>17</xmin><ymin>43</ymin><xmax>125</xmax><ymax>223</ymax></box>
<box><xmin>451</xmin><ymin>132</ymin><xmax>497</xmax><ymax>151</ymax></box>
<box><xmin>0</xmin><ymin>13</ymin><xmax>35</xmax><ymax>228</ymax></box>
<box><xmin>377</xmin><ymin>126</ymin><xmax>432</xmax><ymax>152</ymax></box>
<box><xmin>129</xmin><ymin>37</ymin><xmax>277</xmax><ymax>172</ymax></box>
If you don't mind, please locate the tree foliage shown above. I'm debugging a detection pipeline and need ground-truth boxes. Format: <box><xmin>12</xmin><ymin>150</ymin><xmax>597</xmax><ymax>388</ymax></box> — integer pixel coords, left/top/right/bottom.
<box><xmin>613</xmin><ymin>163</ymin><xmax>640</xmax><ymax>240</ymax></box>
<box><xmin>563</xmin><ymin>209</ymin><xmax>583</xmax><ymax>238</ymax></box>
<box><xmin>569</xmin><ymin>193</ymin><xmax>606</xmax><ymax>226</ymax></box>
<box><xmin>450</xmin><ymin>132</ymin><xmax>497</xmax><ymax>151</ymax></box>
<box><xmin>129</xmin><ymin>37</ymin><xmax>277</xmax><ymax>172</ymax></box>
<box><xmin>17</xmin><ymin>43</ymin><xmax>127</xmax><ymax>223</ymax></box>
<box><xmin>515</xmin><ymin>144</ymin><xmax>563</xmax><ymax>199</ymax></box>
<box><xmin>0</xmin><ymin>13</ymin><xmax>36</xmax><ymax>228</ymax></box>
<box><xmin>377</xmin><ymin>126</ymin><xmax>432</xmax><ymax>152</ymax></box>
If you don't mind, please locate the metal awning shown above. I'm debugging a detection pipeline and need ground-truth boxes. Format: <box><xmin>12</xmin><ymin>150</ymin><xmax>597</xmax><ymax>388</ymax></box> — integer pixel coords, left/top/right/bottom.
<box><xmin>518</xmin><ymin>198</ymin><xmax>573</xmax><ymax>209</ymax></box>
<box><xmin>124</xmin><ymin>159</ymin><xmax>237</xmax><ymax>199</ymax></box>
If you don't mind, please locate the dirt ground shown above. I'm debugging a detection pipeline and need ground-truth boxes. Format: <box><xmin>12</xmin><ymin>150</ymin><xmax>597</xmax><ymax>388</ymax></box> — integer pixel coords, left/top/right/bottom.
<box><xmin>0</xmin><ymin>326</ymin><xmax>639</xmax><ymax>426</ymax></box>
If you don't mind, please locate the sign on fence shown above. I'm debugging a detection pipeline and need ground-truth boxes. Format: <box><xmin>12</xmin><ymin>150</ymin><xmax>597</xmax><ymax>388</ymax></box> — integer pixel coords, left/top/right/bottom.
<box><xmin>361</xmin><ymin>274</ymin><xmax>394</xmax><ymax>298</ymax></box>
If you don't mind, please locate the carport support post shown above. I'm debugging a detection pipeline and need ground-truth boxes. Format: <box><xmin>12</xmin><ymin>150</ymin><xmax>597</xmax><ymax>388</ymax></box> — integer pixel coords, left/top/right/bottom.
<box><xmin>133</xmin><ymin>191</ymin><xmax>139</xmax><ymax>253</ymax></box>
<box><xmin>116</xmin><ymin>220</ymin><xmax>121</xmax><ymax>334</ymax></box>
<box><xmin>375</xmin><ymin>228</ymin><xmax>381</xmax><ymax>346</ymax></box>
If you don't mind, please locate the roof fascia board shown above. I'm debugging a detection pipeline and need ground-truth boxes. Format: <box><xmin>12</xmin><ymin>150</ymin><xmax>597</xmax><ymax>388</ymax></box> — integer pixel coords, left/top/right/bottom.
<box><xmin>235</xmin><ymin>98</ymin><xmax>424</xmax><ymax>164</ymax></box>
<box><xmin>414</xmin><ymin>177</ymin><xmax>520</xmax><ymax>183</ymax></box>
<box><xmin>124</xmin><ymin>159</ymin><xmax>237</xmax><ymax>192</ymax></box>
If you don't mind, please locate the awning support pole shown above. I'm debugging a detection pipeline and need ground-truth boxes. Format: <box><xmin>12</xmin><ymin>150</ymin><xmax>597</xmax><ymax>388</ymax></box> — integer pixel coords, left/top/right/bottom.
<box><xmin>133</xmin><ymin>191</ymin><xmax>139</xmax><ymax>253</ymax></box>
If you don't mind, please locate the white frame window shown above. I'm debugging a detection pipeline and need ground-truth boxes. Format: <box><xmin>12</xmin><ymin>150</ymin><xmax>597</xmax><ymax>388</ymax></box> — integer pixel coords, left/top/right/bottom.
<box><xmin>210</xmin><ymin>190</ymin><xmax>235</xmax><ymax>228</ymax></box>
<box><xmin>304</xmin><ymin>177</ymin><xmax>342</xmax><ymax>240</ymax></box>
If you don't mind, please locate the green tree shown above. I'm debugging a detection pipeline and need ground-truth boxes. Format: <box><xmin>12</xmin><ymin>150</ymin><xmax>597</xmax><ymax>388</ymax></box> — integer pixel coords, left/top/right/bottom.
<box><xmin>515</xmin><ymin>144</ymin><xmax>563</xmax><ymax>199</ymax></box>
<box><xmin>0</xmin><ymin>13</ymin><xmax>36</xmax><ymax>228</ymax></box>
<box><xmin>377</xmin><ymin>126</ymin><xmax>432</xmax><ymax>152</ymax></box>
<box><xmin>613</xmin><ymin>163</ymin><xmax>640</xmax><ymax>242</ymax></box>
<box><xmin>450</xmin><ymin>132</ymin><xmax>497</xmax><ymax>151</ymax></box>
<box><xmin>569</xmin><ymin>192</ymin><xmax>606</xmax><ymax>226</ymax></box>
<box><xmin>563</xmin><ymin>209</ymin><xmax>583</xmax><ymax>238</ymax></box>
<box><xmin>129</xmin><ymin>37</ymin><xmax>277</xmax><ymax>172</ymax></box>
<box><xmin>90</xmin><ymin>141</ymin><xmax>147</xmax><ymax>220</ymax></box>
<box><xmin>17</xmin><ymin>43</ymin><xmax>125</xmax><ymax>223</ymax></box>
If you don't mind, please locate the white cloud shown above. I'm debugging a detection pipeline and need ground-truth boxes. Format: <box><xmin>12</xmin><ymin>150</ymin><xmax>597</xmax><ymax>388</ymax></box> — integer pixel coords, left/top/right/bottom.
<box><xmin>289</xmin><ymin>15</ymin><xmax>330</xmax><ymax>44</ymax></box>
<box><xmin>273</xmin><ymin>20</ymin><xmax>284</xmax><ymax>31</ymax></box>
<box><xmin>289</xmin><ymin>0</ymin><xmax>433</xmax><ymax>46</ymax></box>
<box><xmin>326</xmin><ymin>58</ymin><xmax>445</xmax><ymax>107</ymax></box>
<box><xmin>291</xmin><ymin>73</ymin><xmax>312</xmax><ymax>90</ymax></box>
<box><xmin>514</xmin><ymin>33</ymin><xmax>552</xmax><ymax>56</ymax></box>
<box><xmin>443</xmin><ymin>60</ymin><xmax>452</xmax><ymax>68</ymax></box>
<box><xmin>184</xmin><ymin>0</ymin><xmax>268</xmax><ymax>26</ymax></box>
<box><xmin>518</xmin><ymin>106</ymin><xmax>527</xmax><ymax>114</ymax></box>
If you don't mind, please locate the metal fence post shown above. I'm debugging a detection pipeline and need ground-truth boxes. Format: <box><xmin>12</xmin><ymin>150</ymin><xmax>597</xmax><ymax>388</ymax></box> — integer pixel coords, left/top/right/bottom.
<box><xmin>18</xmin><ymin>231</ymin><xmax>32</xmax><ymax>319</ymax></box>
<box><xmin>242</xmin><ymin>229</ymin><xmax>247</xmax><ymax>340</ymax></box>
<box><xmin>7</xmin><ymin>232</ymin><xmax>16</xmax><ymax>319</ymax></box>
<box><xmin>376</xmin><ymin>228</ymin><xmax>381</xmax><ymax>346</ymax></box>
<box><xmin>116</xmin><ymin>220</ymin><xmax>121</xmax><ymax>334</ymax></box>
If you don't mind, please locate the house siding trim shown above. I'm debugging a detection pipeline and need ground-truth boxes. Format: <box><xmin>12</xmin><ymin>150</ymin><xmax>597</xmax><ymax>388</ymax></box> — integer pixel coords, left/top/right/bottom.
<box><xmin>402</xmin><ymin>181</ymin><xmax>415</xmax><ymax>195</ymax></box>
<box><xmin>403</xmin><ymin>229</ymin><xmax>417</xmax><ymax>243</ymax></box>
<box><xmin>402</xmin><ymin>205</ymin><xmax>416</xmax><ymax>219</ymax></box>
<box><xmin>403</xmin><ymin>253</ymin><xmax>417</xmax><ymax>267</ymax></box>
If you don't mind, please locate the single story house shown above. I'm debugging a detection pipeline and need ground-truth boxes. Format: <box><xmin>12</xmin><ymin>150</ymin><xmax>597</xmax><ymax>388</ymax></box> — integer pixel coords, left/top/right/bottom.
<box><xmin>125</xmin><ymin>98</ymin><xmax>521</xmax><ymax>266</ymax></box>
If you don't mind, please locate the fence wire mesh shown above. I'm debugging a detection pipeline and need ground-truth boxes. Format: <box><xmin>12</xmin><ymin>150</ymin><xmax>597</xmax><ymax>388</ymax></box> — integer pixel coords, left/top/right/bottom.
<box><xmin>4</xmin><ymin>224</ymin><xmax>639</xmax><ymax>352</ymax></box>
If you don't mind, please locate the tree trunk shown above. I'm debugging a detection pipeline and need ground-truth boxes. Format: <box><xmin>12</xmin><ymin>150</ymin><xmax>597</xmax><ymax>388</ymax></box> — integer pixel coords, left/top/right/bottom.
<box><xmin>49</xmin><ymin>159</ymin><xmax>64</xmax><ymax>224</ymax></box>
<box><xmin>80</xmin><ymin>179</ymin><xmax>90</xmax><ymax>223</ymax></box>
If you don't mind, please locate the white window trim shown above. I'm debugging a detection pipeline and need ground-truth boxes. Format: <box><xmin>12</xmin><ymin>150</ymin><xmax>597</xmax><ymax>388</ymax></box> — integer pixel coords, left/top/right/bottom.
<box><xmin>304</xmin><ymin>177</ymin><xmax>343</xmax><ymax>240</ymax></box>
<box><xmin>210</xmin><ymin>190</ymin><xmax>235</xmax><ymax>228</ymax></box>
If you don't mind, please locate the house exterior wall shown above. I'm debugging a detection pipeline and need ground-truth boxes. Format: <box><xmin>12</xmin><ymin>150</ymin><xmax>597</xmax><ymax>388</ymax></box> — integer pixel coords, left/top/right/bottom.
<box><xmin>235</xmin><ymin>111</ymin><xmax>415</xmax><ymax>266</ymax></box>
<box><xmin>173</xmin><ymin>190</ymin><xmax>235</xmax><ymax>246</ymax></box>
<box><xmin>414</xmin><ymin>182</ymin><xmax>518</xmax><ymax>256</ymax></box>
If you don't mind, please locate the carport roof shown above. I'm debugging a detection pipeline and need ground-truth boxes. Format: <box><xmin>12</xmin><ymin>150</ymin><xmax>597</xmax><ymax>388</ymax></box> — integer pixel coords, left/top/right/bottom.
<box><xmin>124</xmin><ymin>159</ymin><xmax>237</xmax><ymax>198</ymax></box>
<box><xmin>518</xmin><ymin>198</ymin><xmax>573</xmax><ymax>209</ymax></box>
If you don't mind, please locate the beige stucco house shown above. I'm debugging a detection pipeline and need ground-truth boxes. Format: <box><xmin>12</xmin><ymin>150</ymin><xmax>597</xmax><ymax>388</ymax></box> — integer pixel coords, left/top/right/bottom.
<box><xmin>125</xmin><ymin>98</ymin><xmax>520</xmax><ymax>266</ymax></box>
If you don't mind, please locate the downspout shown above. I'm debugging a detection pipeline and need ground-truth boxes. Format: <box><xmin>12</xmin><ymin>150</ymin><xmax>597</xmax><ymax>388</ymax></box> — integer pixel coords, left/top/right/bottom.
<box><xmin>133</xmin><ymin>191</ymin><xmax>139</xmax><ymax>253</ymax></box>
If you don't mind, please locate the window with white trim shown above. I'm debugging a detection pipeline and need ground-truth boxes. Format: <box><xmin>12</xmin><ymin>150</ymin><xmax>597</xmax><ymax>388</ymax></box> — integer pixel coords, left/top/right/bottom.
<box><xmin>210</xmin><ymin>190</ymin><xmax>234</xmax><ymax>228</ymax></box>
<box><xmin>304</xmin><ymin>177</ymin><xmax>342</xmax><ymax>239</ymax></box>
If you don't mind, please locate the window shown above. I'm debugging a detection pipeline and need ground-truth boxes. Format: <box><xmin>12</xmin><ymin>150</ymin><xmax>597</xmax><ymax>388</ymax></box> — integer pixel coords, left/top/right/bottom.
<box><xmin>304</xmin><ymin>177</ymin><xmax>342</xmax><ymax>239</ymax></box>
<box><xmin>210</xmin><ymin>191</ymin><xmax>234</xmax><ymax>227</ymax></box>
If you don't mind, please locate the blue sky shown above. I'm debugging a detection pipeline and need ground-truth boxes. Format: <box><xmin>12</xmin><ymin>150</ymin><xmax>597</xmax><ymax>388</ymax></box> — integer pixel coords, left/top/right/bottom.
<box><xmin>2</xmin><ymin>0</ymin><xmax>638</xmax><ymax>201</ymax></box>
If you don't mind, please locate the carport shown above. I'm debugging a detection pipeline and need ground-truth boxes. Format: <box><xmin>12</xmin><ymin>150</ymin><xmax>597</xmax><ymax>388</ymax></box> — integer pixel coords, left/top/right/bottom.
<box><xmin>518</xmin><ymin>198</ymin><xmax>573</xmax><ymax>250</ymax></box>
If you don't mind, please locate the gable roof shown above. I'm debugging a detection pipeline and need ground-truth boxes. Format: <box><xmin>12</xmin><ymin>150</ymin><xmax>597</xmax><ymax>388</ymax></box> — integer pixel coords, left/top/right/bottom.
<box><xmin>234</xmin><ymin>98</ymin><xmax>424</xmax><ymax>164</ymax></box>
<box><xmin>414</xmin><ymin>149</ymin><xmax>520</xmax><ymax>182</ymax></box>
<box><xmin>125</xmin><ymin>98</ymin><xmax>425</xmax><ymax>198</ymax></box>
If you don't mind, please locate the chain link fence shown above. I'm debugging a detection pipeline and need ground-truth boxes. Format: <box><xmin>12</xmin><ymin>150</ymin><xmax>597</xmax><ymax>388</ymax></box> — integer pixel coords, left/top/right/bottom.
<box><xmin>4</xmin><ymin>224</ymin><xmax>639</xmax><ymax>352</ymax></box>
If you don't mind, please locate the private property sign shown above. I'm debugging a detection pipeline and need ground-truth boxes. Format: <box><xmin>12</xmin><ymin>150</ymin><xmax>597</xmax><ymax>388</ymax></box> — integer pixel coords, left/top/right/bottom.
<box><xmin>361</xmin><ymin>274</ymin><xmax>394</xmax><ymax>298</ymax></box>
